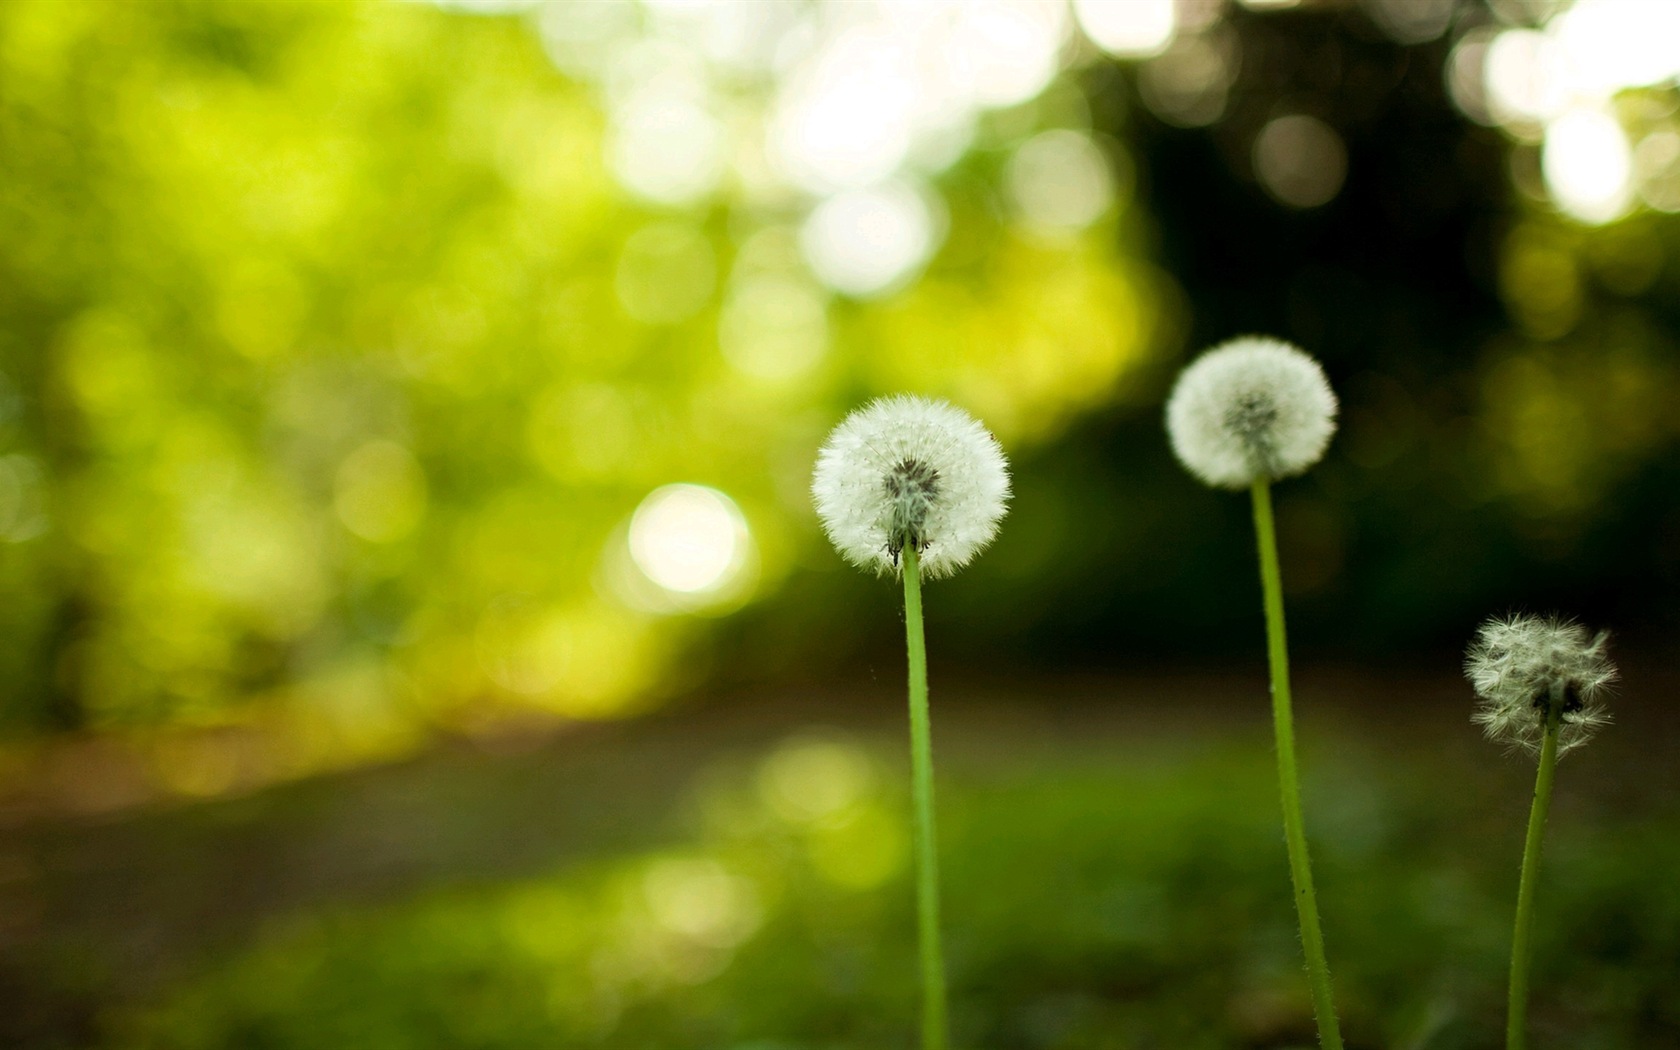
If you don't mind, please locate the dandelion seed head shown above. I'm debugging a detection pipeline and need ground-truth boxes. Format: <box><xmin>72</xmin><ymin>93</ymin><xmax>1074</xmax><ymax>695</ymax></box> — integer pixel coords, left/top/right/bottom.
<box><xmin>811</xmin><ymin>395</ymin><xmax>1010</xmax><ymax>579</ymax></box>
<box><xmin>1165</xmin><ymin>336</ymin><xmax>1338</xmax><ymax>489</ymax></box>
<box><xmin>1465</xmin><ymin>614</ymin><xmax>1616</xmax><ymax>757</ymax></box>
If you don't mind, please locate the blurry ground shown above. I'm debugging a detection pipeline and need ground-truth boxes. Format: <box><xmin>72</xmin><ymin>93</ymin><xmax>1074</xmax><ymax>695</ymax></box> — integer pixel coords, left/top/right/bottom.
<box><xmin>1</xmin><ymin>666</ymin><xmax>1677</xmax><ymax>1050</ymax></box>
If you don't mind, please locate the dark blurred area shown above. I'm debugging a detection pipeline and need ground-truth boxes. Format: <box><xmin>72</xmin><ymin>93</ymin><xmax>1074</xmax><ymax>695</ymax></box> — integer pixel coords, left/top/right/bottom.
<box><xmin>1084</xmin><ymin>2</ymin><xmax>1680</xmax><ymax>664</ymax></box>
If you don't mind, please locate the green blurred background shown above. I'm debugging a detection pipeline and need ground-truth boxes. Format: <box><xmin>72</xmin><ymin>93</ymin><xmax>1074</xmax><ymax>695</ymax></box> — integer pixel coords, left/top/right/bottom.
<box><xmin>1</xmin><ymin>0</ymin><xmax>1678</xmax><ymax>1046</ymax></box>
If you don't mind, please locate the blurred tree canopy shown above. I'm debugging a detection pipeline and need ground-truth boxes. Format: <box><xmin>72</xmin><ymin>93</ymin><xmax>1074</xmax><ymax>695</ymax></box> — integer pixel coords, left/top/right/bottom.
<box><xmin>0</xmin><ymin>0</ymin><xmax>1163</xmax><ymax>760</ymax></box>
<box><xmin>1</xmin><ymin>0</ymin><xmax>1679</xmax><ymax>776</ymax></box>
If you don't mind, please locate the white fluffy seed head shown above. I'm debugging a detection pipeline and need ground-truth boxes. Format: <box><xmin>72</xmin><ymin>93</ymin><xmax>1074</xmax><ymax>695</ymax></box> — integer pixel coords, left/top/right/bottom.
<box><xmin>1465</xmin><ymin>614</ymin><xmax>1616</xmax><ymax>757</ymax></box>
<box><xmin>1165</xmin><ymin>336</ymin><xmax>1338</xmax><ymax>489</ymax></box>
<box><xmin>811</xmin><ymin>395</ymin><xmax>1011</xmax><ymax>579</ymax></box>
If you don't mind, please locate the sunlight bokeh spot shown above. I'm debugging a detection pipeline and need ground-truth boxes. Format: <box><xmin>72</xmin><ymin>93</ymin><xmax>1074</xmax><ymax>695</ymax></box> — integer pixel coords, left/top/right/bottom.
<box><xmin>642</xmin><ymin>857</ymin><xmax>763</xmax><ymax>950</ymax></box>
<box><xmin>1446</xmin><ymin>27</ymin><xmax>1498</xmax><ymax>127</ymax></box>
<box><xmin>1007</xmin><ymin>129</ymin><xmax>1118</xmax><ymax>233</ymax></box>
<box><xmin>945</xmin><ymin>0</ymin><xmax>1067</xmax><ymax>108</ymax></box>
<box><xmin>334</xmin><ymin>441</ymin><xmax>427</xmax><ymax>543</ymax></box>
<box><xmin>475</xmin><ymin>601</ymin><xmax>654</xmax><ymax>717</ymax></box>
<box><xmin>760</xmin><ymin>1</ymin><xmax>1069</xmax><ymax>195</ymax></box>
<box><xmin>1542</xmin><ymin>106</ymin><xmax>1634</xmax><ymax>225</ymax></box>
<box><xmin>1363</xmin><ymin>0</ymin><xmax>1454</xmax><ymax>45</ymax></box>
<box><xmin>1137</xmin><ymin>31</ymin><xmax>1235</xmax><ymax>128</ymax></box>
<box><xmin>59</xmin><ymin>309</ymin><xmax>154</xmax><ymax>426</ymax></box>
<box><xmin>1073</xmin><ymin>0</ymin><xmax>1176</xmax><ymax>59</ymax></box>
<box><xmin>534</xmin><ymin>0</ymin><xmax>639</xmax><ymax>79</ymax></box>
<box><xmin>1253</xmin><ymin>114</ymin><xmax>1347</xmax><ymax>209</ymax></box>
<box><xmin>0</xmin><ymin>454</ymin><xmax>48</xmax><ymax>543</ymax></box>
<box><xmin>629</xmin><ymin>485</ymin><xmax>753</xmax><ymax>598</ymax></box>
<box><xmin>718</xmin><ymin>274</ymin><xmax>830</xmax><ymax>383</ymax></box>
<box><xmin>768</xmin><ymin>27</ymin><xmax>919</xmax><ymax>194</ymax></box>
<box><xmin>644</xmin><ymin>0</ymin><xmax>793</xmax><ymax>75</ymax></box>
<box><xmin>428</xmin><ymin>0</ymin><xmax>539</xmax><ymax>14</ymax></box>
<box><xmin>1635</xmin><ymin>130</ymin><xmax>1680</xmax><ymax>213</ymax></box>
<box><xmin>606</xmin><ymin>83</ymin><xmax>725</xmax><ymax>206</ymax></box>
<box><xmin>1454</xmin><ymin>1</ymin><xmax>1680</xmax><ymax>221</ymax></box>
<box><xmin>185</xmin><ymin>484</ymin><xmax>326</xmax><ymax>632</ymax></box>
<box><xmin>758</xmin><ymin>736</ymin><xmax>875</xmax><ymax>826</ymax></box>
<box><xmin>1484</xmin><ymin>29</ymin><xmax>1565</xmax><ymax>132</ymax></box>
<box><xmin>800</xmin><ymin>181</ymin><xmax>939</xmax><ymax>298</ymax></box>
<box><xmin>1550</xmin><ymin>0</ymin><xmax>1680</xmax><ymax>99</ymax></box>
<box><xmin>1500</xmin><ymin>225</ymin><xmax>1583</xmax><ymax>340</ymax></box>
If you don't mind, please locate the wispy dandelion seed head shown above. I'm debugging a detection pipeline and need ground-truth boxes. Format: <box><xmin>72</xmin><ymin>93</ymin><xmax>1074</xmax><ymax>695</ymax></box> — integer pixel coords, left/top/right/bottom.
<box><xmin>1165</xmin><ymin>336</ymin><xmax>1338</xmax><ymax>489</ymax></box>
<box><xmin>1465</xmin><ymin>614</ymin><xmax>1616</xmax><ymax>756</ymax></box>
<box><xmin>811</xmin><ymin>395</ymin><xmax>1010</xmax><ymax>579</ymax></box>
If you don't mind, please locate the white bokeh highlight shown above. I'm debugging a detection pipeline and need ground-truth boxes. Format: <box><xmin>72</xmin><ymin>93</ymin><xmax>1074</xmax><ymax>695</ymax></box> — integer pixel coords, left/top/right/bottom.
<box><xmin>1543</xmin><ymin>105</ymin><xmax>1634</xmax><ymax>225</ymax></box>
<box><xmin>1073</xmin><ymin>0</ymin><xmax>1176</xmax><ymax>59</ymax></box>
<box><xmin>629</xmin><ymin>485</ymin><xmax>755</xmax><ymax>600</ymax></box>
<box><xmin>1007</xmin><ymin>130</ymin><xmax>1118</xmax><ymax>233</ymax></box>
<box><xmin>799</xmin><ymin>182</ymin><xmax>939</xmax><ymax>299</ymax></box>
<box><xmin>1253</xmin><ymin>114</ymin><xmax>1347</xmax><ymax>209</ymax></box>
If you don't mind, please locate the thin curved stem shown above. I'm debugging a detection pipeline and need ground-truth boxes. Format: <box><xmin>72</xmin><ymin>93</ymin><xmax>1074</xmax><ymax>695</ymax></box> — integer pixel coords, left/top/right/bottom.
<box><xmin>1251</xmin><ymin>479</ymin><xmax>1343</xmax><ymax>1050</ymax></box>
<box><xmin>902</xmin><ymin>547</ymin><xmax>948</xmax><ymax>1050</ymax></box>
<box><xmin>1507</xmin><ymin>691</ymin><xmax>1564</xmax><ymax>1050</ymax></box>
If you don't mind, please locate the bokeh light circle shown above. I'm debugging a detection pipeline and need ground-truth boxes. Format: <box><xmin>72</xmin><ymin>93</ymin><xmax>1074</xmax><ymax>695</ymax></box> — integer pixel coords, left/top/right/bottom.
<box><xmin>1007</xmin><ymin>129</ymin><xmax>1118</xmax><ymax>232</ymax></box>
<box><xmin>799</xmin><ymin>181</ymin><xmax>939</xmax><ymax>298</ymax></box>
<box><xmin>1073</xmin><ymin>0</ymin><xmax>1175</xmax><ymax>59</ymax></box>
<box><xmin>628</xmin><ymin>484</ymin><xmax>754</xmax><ymax>600</ymax></box>
<box><xmin>1253</xmin><ymin>114</ymin><xmax>1347</xmax><ymax>209</ymax></box>
<box><xmin>1542</xmin><ymin>106</ymin><xmax>1634</xmax><ymax>225</ymax></box>
<box><xmin>607</xmin><ymin>85</ymin><xmax>726</xmax><ymax>206</ymax></box>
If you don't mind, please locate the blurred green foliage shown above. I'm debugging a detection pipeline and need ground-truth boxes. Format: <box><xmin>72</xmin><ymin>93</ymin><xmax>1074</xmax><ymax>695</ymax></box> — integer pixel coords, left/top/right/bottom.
<box><xmin>0</xmin><ymin>0</ymin><xmax>1162</xmax><ymax>751</ymax></box>
<box><xmin>3</xmin><ymin>0</ymin><xmax>1680</xmax><ymax>796</ymax></box>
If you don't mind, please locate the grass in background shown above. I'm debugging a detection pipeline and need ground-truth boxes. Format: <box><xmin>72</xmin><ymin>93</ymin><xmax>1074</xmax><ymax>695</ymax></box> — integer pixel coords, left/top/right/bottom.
<box><xmin>91</xmin><ymin>711</ymin><xmax>1680</xmax><ymax>1050</ymax></box>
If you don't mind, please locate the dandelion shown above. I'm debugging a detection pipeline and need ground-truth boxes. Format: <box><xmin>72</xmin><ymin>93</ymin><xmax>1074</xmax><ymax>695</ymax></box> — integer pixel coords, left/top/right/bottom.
<box><xmin>812</xmin><ymin>394</ymin><xmax>1010</xmax><ymax>1050</ymax></box>
<box><xmin>1165</xmin><ymin>336</ymin><xmax>1343</xmax><ymax>1050</ymax></box>
<box><xmin>1466</xmin><ymin>614</ymin><xmax>1615</xmax><ymax>756</ymax></box>
<box><xmin>1166</xmin><ymin>335</ymin><xmax>1338</xmax><ymax>489</ymax></box>
<box><xmin>812</xmin><ymin>395</ymin><xmax>1011</xmax><ymax>579</ymax></box>
<box><xmin>1465</xmin><ymin>614</ymin><xmax>1616</xmax><ymax>1050</ymax></box>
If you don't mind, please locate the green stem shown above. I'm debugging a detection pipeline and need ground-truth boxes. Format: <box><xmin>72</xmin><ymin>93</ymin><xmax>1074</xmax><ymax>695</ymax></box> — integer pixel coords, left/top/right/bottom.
<box><xmin>902</xmin><ymin>546</ymin><xmax>948</xmax><ymax>1050</ymax></box>
<box><xmin>1251</xmin><ymin>479</ymin><xmax>1343</xmax><ymax>1050</ymax></box>
<box><xmin>1507</xmin><ymin>689</ymin><xmax>1564</xmax><ymax>1050</ymax></box>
